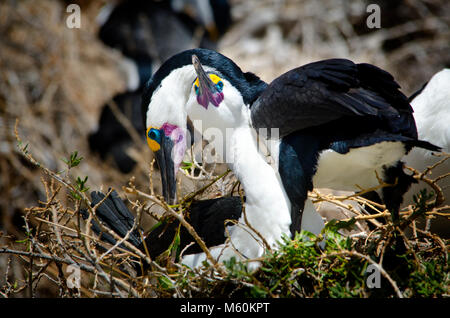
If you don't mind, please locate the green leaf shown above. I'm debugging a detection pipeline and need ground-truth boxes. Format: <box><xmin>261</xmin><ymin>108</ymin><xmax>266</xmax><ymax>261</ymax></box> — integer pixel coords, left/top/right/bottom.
<box><xmin>180</xmin><ymin>161</ymin><xmax>193</xmax><ymax>170</ymax></box>
<box><xmin>158</xmin><ymin>276</ymin><xmax>174</xmax><ymax>290</ymax></box>
<box><xmin>62</xmin><ymin>151</ymin><xmax>83</xmax><ymax>169</ymax></box>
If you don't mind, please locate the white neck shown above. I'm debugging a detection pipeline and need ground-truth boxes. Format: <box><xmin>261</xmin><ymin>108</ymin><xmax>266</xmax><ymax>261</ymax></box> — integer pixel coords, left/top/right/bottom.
<box><xmin>180</xmin><ymin>118</ymin><xmax>294</xmax><ymax>271</ymax></box>
<box><xmin>410</xmin><ymin>69</ymin><xmax>450</xmax><ymax>152</ymax></box>
<box><xmin>227</xmin><ymin>120</ymin><xmax>292</xmax><ymax>249</ymax></box>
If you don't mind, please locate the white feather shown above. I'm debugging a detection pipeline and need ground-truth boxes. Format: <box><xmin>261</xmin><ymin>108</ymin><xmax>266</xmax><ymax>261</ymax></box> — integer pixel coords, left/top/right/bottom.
<box><xmin>404</xmin><ymin>69</ymin><xmax>450</xmax><ymax>205</ymax></box>
<box><xmin>313</xmin><ymin>141</ymin><xmax>406</xmax><ymax>191</ymax></box>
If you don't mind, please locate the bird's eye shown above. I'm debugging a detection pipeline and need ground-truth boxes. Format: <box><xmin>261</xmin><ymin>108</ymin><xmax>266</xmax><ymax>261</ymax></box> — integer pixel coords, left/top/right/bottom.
<box><xmin>216</xmin><ymin>81</ymin><xmax>224</xmax><ymax>92</ymax></box>
<box><xmin>148</xmin><ymin>128</ymin><xmax>161</xmax><ymax>143</ymax></box>
<box><xmin>194</xmin><ymin>84</ymin><xmax>199</xmax><ymax>95</ymax></box>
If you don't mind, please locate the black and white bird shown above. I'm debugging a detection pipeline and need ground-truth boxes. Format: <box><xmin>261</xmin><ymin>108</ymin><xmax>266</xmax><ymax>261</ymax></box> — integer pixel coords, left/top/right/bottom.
<box><xmin>142</xmin><ymin>53</ymin><xmax>327</xmax><ymax>270</ymax></box>
<box><xmin>142</xmin><ymin>49</ymin><xmax>441</xmax><ymax>249</ymax></box>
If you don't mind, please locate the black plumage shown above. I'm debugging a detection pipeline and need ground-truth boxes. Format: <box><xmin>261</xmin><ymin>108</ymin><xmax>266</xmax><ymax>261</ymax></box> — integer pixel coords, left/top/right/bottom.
<box><xmin>251</xmin><ymin>59</ymin><xmax>419</xmax><ymax>142</ymax></box>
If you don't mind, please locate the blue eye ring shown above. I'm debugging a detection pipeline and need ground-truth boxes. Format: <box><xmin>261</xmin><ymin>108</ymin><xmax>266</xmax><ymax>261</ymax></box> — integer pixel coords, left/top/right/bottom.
<box><xmin>194</xmin><ymin>84</ymin><xmax>199</xmax><ymax>95</ymax></box>
<box><xmin>148</xmin><ymin>128</ymin><xmax>161</xmax><ymax>144</ymax></box>
<box><xmin>216</xmin><ymin>81</ymin><xmax>224</xmax><ymax>92</ymax></box>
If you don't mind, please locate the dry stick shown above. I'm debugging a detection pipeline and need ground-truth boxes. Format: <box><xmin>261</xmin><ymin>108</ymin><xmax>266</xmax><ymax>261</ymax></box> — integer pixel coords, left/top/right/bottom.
<box><xmin>49</xmin><ymin>204</ymin><xmax>84</xmax><ymax>293</ymax></box>
<box><xmin>97</xmin><ymin>204</ymin><xmax>143</xmax><ymax>263</ymax></box>
<box><xmin>415</xmin><ymin>228</ymin><xmax>448</xmax><ymax>266</ymax></box>
<box><xmin>0</xmin><ymin>247</ymin><xmax>138</xmax><ymax>297</ymax></box>
<box><xmin>82</xmin><ymin>188</ymin><xmax>115</xmax><ymax>261</ymax></box>
<box><xmin>434</xmin><ymin>172</ymin><xmax>450</xmax><ymax>183</ymax></box>
<box><xmin>86</xmin><ymin>193</ymin><xmax>151</xmax><ymax>263</ymax></box>
<box><xmin>50</xmin><ymin>205</ymin><xmax>136</xmax><ymax>298</ymax></box>
<box><xmin>181</xmin><ymin>168</ymin><xmax>231</xmax><ymax>203</ymax></box>
<box><xmin>322</xmin><ymin>250</ymin><xmax>404</xmax><ymax>298</ymax></box>
<box><xmin>0</xmin><ymin>248</ymin><xmax>96</xmax><ymax>274</ymax></box>
<box><xmin>337</xmin><ymin>206</ymin><xmax>449</xmax><ymax>224</ymax></box>
<box><xmin>16</xmin><ymin>120</ymin><xmax>152</xmax><ymax>264</ymax></box>
<box><xmin>183</xmin><ymin>145</ymin><xmax>218</xmax><ymax>181</ymax></box>
<box><xmin>14</xmin><ymin>119</ymin><xmax>73</xmax><ymax>191</ymax></box>
<box><xmin>417</xmin><ymin>152</ymin><xmax>450</xmax><ymax>179</ymax></box>
<box><xmin>22</xmin><ymin>213</ymin><xmax>66</xmax><ymax>293</ymax></box>
<box><xmin>312</xmin><ymin>191</ymin><xmax>384</xmax><ymax>227</ymax></box>
<box><xmin>222</xmin><ymin>220</ymin><xmax>265</xmax><ymax>262</ymax></box>
<box><xmin>15</xmin><ymin>120</ymin><xmax>146</xmax><ymax>296</ymax></box>
<box><xmin>78</xmin><ymin>235</ymin><xmax>134</xmax><ymax>298</ymax></box>
<box><xmin>36</xmin><ymin>205</ymin><xmax>138</xmax><ymax>296</ymax></box>
<box><xmin>22</xmin><ymin>209</ymin><xmax>52</xmax><ymax>297</ymax></box>
<box><xmin>124</xmin><ymin>185</ymin><xmax>227</xmax><ymax>276</ymax></box>
<box><xmin>311</xmin><ymin>189</ymin><xmax>386</xmax><ymax>210</ymax></box>
<box><xmin>405</xmin><ymin>154</ymin><xmax>450</xmax><ymax>207</ymax></box>
<box><xmin>314</xmin><ymin>155</ymin><xmax>450</xmax><ymax>227</ymax></box>
<box><xmin>32</xmin><ymin>217</ymin><xmax>139</xmax><ymax>258</ymax></box>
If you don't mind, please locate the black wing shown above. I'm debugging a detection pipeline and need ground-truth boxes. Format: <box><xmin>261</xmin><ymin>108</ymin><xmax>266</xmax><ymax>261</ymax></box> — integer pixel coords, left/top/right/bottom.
<box><xmin>250</xmin><ymin>59</ymin><xmax>418</xmax><ymax>141</ymax></box>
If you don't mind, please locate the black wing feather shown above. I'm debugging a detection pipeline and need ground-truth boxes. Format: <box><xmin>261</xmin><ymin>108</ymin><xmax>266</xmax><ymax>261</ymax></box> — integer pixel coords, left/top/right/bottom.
<box><xmin>251</xmin><ymin>58</ymin><xmax>417</xmax><ymax>141</ymax></box>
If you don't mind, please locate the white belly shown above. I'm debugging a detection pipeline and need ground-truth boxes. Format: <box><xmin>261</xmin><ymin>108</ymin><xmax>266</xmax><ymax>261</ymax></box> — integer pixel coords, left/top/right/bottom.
<box><xmin>313</xmin><ymin>141</ymin><xmax>406</xmax><ymax>191</ymax></box>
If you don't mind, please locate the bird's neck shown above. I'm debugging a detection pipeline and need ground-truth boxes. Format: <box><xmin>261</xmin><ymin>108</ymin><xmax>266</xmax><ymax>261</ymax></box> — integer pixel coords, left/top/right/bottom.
<box><xmin>227</xmin><ymin>124</ymin><xmax>292</xmax><ymax>248</ymax></box>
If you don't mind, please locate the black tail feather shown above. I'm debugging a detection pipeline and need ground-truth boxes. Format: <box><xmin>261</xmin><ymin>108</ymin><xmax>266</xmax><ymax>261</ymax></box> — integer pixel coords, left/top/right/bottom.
<box><xmin>81</xmin><ymin>190</ymin><xmax>142</xmax><ymax>248</ymax></box>
<box><xmin>408</xmin><ymin>139</ymin><xmax>441</xmax><ymax>153</ymax></box>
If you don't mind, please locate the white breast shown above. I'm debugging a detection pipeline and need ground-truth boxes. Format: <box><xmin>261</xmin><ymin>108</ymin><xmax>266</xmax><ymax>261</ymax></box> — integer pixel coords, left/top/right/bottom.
<box><xmin>313</xmin><ymin>141</ymin><xmax>406</xmax><ymax>191</ymax></box>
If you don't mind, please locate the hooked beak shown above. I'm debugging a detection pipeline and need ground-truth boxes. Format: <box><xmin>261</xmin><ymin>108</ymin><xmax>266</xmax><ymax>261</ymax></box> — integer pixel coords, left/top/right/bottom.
<box><xmin>154</xmin><ymin>135</ymin><xmax>177</xmax><ymax>205</ymax></box>
<box><xmin>192</xmin><ymin>54</ymin><xmax>223</xmax><ymax>109</ymax></box>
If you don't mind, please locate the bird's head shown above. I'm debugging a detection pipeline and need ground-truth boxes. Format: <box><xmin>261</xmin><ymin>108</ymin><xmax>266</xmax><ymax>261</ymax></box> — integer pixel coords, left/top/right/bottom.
<box><xmin>144</xmin><ymin>76</ymin><xmax>190</xmax><ymax>205</ymax></box>
<box><xmin>141</xmin><ymin>49</ymin><xmax>266</xmax><ymax>203</ymax></box>
<box><xmin>187</xmin><ymin>54</ymin><xmax>249</xmax><ymax>130</ymax></box>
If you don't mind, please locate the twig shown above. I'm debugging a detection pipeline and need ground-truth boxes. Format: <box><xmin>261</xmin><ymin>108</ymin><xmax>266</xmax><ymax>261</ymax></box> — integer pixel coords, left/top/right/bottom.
<box><xmin>125</xmin><ymin>184</ymin><xmax>227</xmax><ymax>276</ymax></box>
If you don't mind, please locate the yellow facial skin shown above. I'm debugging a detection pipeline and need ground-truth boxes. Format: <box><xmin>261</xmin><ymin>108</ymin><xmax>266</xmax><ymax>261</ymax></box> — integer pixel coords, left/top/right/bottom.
<box><xmin>193</xmin><ymin>74</ymin><xmax>223</xmax><ymax>92</ymax></box>
<box><xmin>146</xmin><ymin>126</ymin><xmax>160</xmax><ymax>152</ymax></box>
